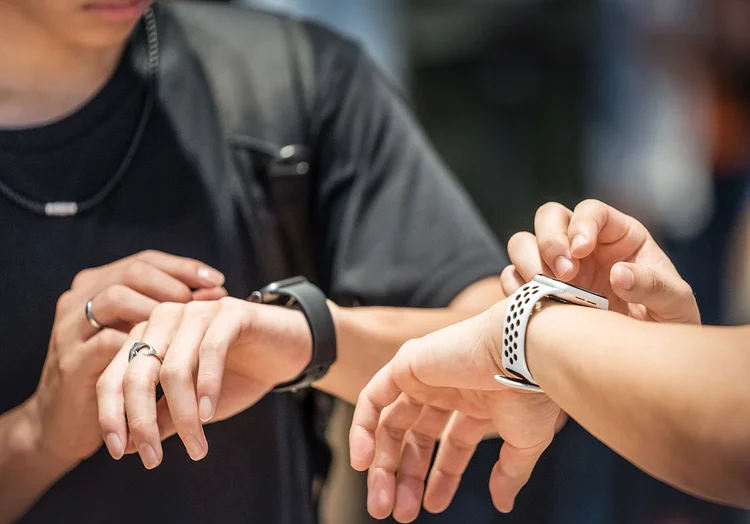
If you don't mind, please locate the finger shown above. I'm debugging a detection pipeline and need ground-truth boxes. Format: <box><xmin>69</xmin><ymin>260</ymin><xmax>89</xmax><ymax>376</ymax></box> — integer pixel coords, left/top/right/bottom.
<box><xmin>392</xmin><ymin>406</ymin><xmax>453</xmax><ymax>523</ymax></box>
<box><xmin>97</xmin><ymin>323</ymin><xmax>146</xmax><ymax>461</ymax></box>
<box><xmin>533</xmin><ymin>202</ymin><xmax>577</xmax><ymax>280</ymax></box>
<box><xmin>119</xmin><ymin>261</ymin><xmax>197</xmax><ymax>303</ymax></box>
<box><xmin>568</xmin><ymin>199</ymin><xmax>648</xmax><ymax>262</ymax></box>
<box><xmin>423</xmin><ymin>412</ymin><xmax>488</xmax><ymax>514</ymax></box>
<box><xmin>77</xmin><ymin>286</ymin><xmax>159</xmax><ymax>339</ymax></box>
<box><xmin>367</xmin><ymin>393</ymin><xmax>425</xmax><ymax>520</ymax></box>
<box><xmin>507</xmin><ymin>232</ymin><xmax>552</xmax><ymax>282</ymax></box>
<box><xmin>489</xmin><ymin>438</ymin><xmax>551</xmax><ymax>514</ymax></box>
<box><xmin>610</xmin><ymin>262</ymin><xmax>700</xmax><ymax>324</ymax></box>
<box><xmin>500</xmin><ymin>265</ymin><xmax>526</xmax><ymax>297</ymax></box>
<box><xmin>136</xmin><ymin>250</ymin><xmax>225</xmax><ymax>288</ymax></box>
<box><xmin>350</xmin><ymin>363</ymin><xmax>404</xmax><ymax>472</ymax></box>
<box><xmin>192</xmin><ymin>286</ymin><xmax>228</xmax><ymax>302</ymax></box>
<box><xmin>123</xmin><ymin>303</ymin><xmax>183</xmax><ymax>469</ymax></box>
<box><xmin>159</xmin><ymin>302</ymin><xmax>217</xmax><ymax>462</ymax></box>
<box><xmin>196</xmin><ymin>299</ymin><xmax>247</xmax><ymax>424</ymax></box>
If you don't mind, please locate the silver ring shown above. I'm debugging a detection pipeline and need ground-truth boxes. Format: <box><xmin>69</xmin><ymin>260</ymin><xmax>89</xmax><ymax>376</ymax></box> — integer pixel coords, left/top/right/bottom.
<box><xmin>85</xmin><ymin>299</ymin><xmax>103</xmax><ymax>330</ymax></box>
<box><xmin>128</xmin><ymin>342</ymin><xmax>164</xmax><ymax>364</ymax></box>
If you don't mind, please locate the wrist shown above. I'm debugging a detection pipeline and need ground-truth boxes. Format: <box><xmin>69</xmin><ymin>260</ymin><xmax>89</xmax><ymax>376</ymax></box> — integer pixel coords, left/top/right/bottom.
<box><xmin>485</xmin><ymin>298</ymin><xmax>511</xmax><ymax>377</ymax></box>
<box><xmin>8</xmin><ymin>398</ymin><xmax>78</xmax><ymax>474</ymax></box>
<box><xmin>524</xmin><ymin>300</ymin><xmax>565</xmax><ymax>382</ymax></box>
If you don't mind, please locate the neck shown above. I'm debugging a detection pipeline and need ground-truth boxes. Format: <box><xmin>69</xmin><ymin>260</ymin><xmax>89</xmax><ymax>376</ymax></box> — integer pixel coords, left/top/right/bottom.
<box><xmin>0</xmin><ymin>6</ymin><xmax>127</xmax><ymax>128</ymax></box>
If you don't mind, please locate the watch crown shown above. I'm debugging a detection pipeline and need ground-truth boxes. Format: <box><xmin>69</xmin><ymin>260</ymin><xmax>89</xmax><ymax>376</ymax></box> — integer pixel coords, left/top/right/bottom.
<box><xmin>249</xmin><ymin>291</ymin><xmax>263</xmax><ymax>303</ymax></box>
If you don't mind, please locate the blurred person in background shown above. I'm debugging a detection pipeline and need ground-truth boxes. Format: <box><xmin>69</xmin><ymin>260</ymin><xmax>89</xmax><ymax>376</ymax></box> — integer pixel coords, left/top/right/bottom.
<box><xmin>0</xmin><ymin>1</ymin><xmax>512</xmax><ymax>522</ymax></box>
<box><xmin>349</xmin><ymin>199</ymin><xmax>750</xmax><ymax>523</ymax></box>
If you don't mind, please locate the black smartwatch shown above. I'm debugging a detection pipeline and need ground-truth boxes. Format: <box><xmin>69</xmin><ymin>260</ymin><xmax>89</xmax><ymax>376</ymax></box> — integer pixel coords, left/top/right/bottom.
<box><xmin>249</xmin><ymin>276</ymin><xmax>337</xmax><ymax>392</ymax></box>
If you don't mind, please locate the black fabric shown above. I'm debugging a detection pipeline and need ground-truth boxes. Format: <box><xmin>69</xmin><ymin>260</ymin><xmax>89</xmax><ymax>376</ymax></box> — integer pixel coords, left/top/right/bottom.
<box><xmin>1</xmin><ymin>4</ymin><xmax>505</xmax><ymax>524</ymax></box>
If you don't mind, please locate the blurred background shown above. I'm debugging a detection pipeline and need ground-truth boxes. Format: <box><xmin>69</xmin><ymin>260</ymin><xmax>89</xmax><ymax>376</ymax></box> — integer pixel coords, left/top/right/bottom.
<box><xmin>205</xmin><ymin>0</ymin><xmax>750</xmax><ymax>522</ymax></box>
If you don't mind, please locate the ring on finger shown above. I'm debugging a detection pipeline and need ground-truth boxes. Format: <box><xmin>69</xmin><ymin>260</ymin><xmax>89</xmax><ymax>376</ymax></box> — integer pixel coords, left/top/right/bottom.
<box><xmin>128</xmin><ymin>341</ymin><xmax>164</xmax><ymax>364</ymax></box>
<box><xmin>85</xmin><ymin>298</ymin><xmax>104</xmax><ymax>330</ymax></box>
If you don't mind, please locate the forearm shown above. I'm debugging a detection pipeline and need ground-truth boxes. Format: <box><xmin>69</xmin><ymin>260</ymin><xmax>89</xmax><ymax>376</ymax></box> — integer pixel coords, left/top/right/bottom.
<box><xmin>0</xmin><ymin>400</ymin><xmax>77</xmax><ymax>523</ymax></box>
<box><xmin>520</xmin><ymin>303</ymin><xmax>750</xmax><ymax>507</ymax></box>
<box><xmin>317</xmin><ymin>277</ymin><xmax>505</xmax><ymax>404</ymax></box>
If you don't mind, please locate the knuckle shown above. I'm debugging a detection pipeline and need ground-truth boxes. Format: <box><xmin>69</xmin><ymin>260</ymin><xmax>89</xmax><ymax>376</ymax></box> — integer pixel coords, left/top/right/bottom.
<box><xmin>123</xmin><ymin>371</ymin><xmax>153</xmax><ymax>394</ymax></box>
<box><xmin>538</xmin><ymin>233</ymin><xmax>569</xmax><ymax>254</ymax></box>
<box><xmin>96</xmin><ymin>329</ymin><xmax>124</xmax><ymax>351</ymax></box>
<box><xmin>507</xmin><ymin>231</ymin><xmax>534</xmax><ymax>253</ymax></box>
<box><xmin>197</xmin><ymin>368</ymin><xmax>220</xmax><ymax>387</ymax></box>
<box><xmin>130</xmin><ymin>321</ymin><xmax>148</xmax><ymax>337</ymax></box>
<box><xmin>183</xmin><ymin>300</ymin><xmax>213</xmax><ymax>322</ymax></box>
<box><xmin>136</xmin><ymin>249</ymin><xmax>160</xmax><ymax>261</ymax></box>
<box><xmin>55</xmin><ymin>291</ymin><xmax>76</xmax><ymax>317</ymax></box>
<box><xmin>381</xmin><ymin>424</ymin><xmax>406</xmax><ymax>443</ymax></box>
<box><xmin>408</xmin><ymin>429</ymin><xmax>436</xmax><ymax>451</ymax></box>
<box><xmin>218</xmin><ymin>296</ymin><xmax>241</xmax><ymax>311</ymax></box>
<box><xmin>536</xmin><ymin>201</ymin><xmax>563</xmax><ymax>218</ymax></box>
<box><xmin>95</xmin><ymin>374</ymin><xmax>115</xmax><ymax>396</ymax></box>
<box><xmin>574</xmin><ymin>198</ymin><xmax>604</xmax><ymax>213</ymax></box>
<box><xmin>159</xmin><ymin>363</ymin><xmax>192</xmax><ymax>387</ymax></box>
<box><xmin>127</xmin><ymin>419</ymin><xmax>154</xmax><ymax>441</ymax></box>
<box><xmin>71</xmin><ymin>269</ymin><xmax>93</xmax><ymax>289</ymax></box>
<box><xmin>57</xmin><ymin>354</ymin><xmax>80</xmax><ymax>378</ymax></box>
<box><xmin>98</xmin><ymin>413</ymin><xmax>120</xmax><ymax>432</ymax></box>
<box><xmin>50</xmin><ymin>328</ymin><xmax>66</xmax><ymax>352</ymax></box>
<box><xmin>171</xmin><ymin>413</ymin><xmax>199</xmax><ymax>430</ymax></box>
<box><xmin>98</xmin><ymin>284</ymin><xmax>128</xmax><ymax>310</ymax></box>
<box><xmin>123</xmin><ymin>261</ymin><xmax>149</xmax><ymax>284</ymax></box>
<box><xmin>151</xmin><ymin>301</ymin><xmax>183</xmax><ymax>320</ymax></box>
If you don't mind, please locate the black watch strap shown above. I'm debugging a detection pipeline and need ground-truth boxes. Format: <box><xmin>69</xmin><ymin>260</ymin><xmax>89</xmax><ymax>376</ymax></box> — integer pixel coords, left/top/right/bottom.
<box><xmin>250</xmin><ymin>277</ymin><xmax>337</xmax><ymax>392</ymax></box>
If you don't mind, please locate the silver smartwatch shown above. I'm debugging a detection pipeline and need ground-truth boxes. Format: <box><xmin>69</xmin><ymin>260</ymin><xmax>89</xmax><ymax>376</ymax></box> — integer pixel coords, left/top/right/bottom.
<box><xmin>494</xmin><ymin>274</ymin><xmax>609</xmax><ymax>393</ymax></box>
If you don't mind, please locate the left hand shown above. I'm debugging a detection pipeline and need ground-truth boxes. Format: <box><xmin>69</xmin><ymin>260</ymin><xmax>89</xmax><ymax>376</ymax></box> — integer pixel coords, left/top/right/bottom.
<box><xmin>505</xmin><ymin>200</ymin><xmax>700</xmax><ymax>324</ymax></box>
<box><xmin>349</xmin><ymin>298</ymin><xmax>561</xmax><ymax>522</ymax></box>
<box><xmin>96</xmin><ymin>297</ymin><xmax>312</xmax><ymax>469</ymax></box>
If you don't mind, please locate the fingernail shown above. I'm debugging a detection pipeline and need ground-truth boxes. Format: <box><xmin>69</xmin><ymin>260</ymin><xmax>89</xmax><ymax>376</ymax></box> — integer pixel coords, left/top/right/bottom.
<box><xmin>197</xmin><ymin>267</ymin><xmax>224</xmax><ymax>286</ymax></box>
<box><xmin>554</xmin><ymin>257</ymin><xmax>573</xmax><ymax>277</ymax></box>
<box><xmin>185</xmin><ymin>437</ymin><xmax>206</xmax><ymax>461</ymax></box>
<box><xmin>199</xmin><ymin>397</ymin><xmax>214</xmax><ymax>423</ymax></box>
<box><xmin>571</xmin><ymin>234</ymin><xmax>587</xmax><ymax>253</ymax></box>
<box><xmin>138</xmin><ymin>443</ymin><xmax>160</xmax><ymax>470</ymax></box>
<box><xmin>105</xmin><ymin>433</ymin><xmax>124</xmax><ymax>460</ymax></box>
<box><xmin>615</xmin><ymin>264</ymin><xmax>635</xmax><ymax>291</ymax></box>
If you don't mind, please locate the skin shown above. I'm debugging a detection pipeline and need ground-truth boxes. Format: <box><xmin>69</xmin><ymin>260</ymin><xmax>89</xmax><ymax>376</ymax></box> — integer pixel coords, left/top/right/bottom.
<box><xmin>0</xmin><ymin>3</ymin><xmax>510</xmax><ymax>522</ymax></box>
<box><xmin>348</xmin><ymin>201</ymin><xmax>750</xmax><ymax>523</ymax></box>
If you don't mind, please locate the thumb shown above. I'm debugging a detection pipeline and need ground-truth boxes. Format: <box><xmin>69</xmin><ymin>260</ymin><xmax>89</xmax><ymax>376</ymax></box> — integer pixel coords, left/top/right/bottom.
<box><xmin>610</xmin><ymin>262</ymin><xmax>700</xmax><ymax>324</ymax></box>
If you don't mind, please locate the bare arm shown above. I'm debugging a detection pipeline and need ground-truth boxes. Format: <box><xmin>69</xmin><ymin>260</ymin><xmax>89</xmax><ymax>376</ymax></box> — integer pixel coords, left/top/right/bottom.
<box><xmin>0</xmin><ymin>402</ymin><xmax>76</xmax><ymax>523</ymax></box>
<box><xmin>319</xmin><ymin>276</ymin><xmax>505</xmax><ymax>403</ymax></box>
<box><xmin>521</xmin><ymin>303</ymin><xmax>750</xmax><ymax>507</ymax></box>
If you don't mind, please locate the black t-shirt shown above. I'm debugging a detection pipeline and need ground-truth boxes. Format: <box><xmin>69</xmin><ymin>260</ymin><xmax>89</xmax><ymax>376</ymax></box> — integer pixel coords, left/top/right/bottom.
<box><xmin>0</xmin><ymin>17</ymin><xmax>505</xmax><ymax>524</ymax></box>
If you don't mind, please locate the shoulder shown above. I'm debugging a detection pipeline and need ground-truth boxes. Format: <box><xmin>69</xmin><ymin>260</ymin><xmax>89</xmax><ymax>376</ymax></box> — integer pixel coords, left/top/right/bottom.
<box><xmin>161</xmin><ymin>2</ymin><xmax>364</xmax><ymax>68</ymax></box>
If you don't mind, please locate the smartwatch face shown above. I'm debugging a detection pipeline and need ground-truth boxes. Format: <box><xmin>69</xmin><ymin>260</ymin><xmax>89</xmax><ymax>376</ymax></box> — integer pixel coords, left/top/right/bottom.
<box><xmin>533</xmin><ymin>274</ymin><xmax>609</xmax><ymax>310</ymax></box>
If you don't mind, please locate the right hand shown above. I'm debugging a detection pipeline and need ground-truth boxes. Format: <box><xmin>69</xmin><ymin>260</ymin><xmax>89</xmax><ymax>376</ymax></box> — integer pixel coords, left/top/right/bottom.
<box><xmin>23</xmin><ymin>250</ymin><xmax>226</xmax><ymax>466</ymax></box>
<box><xmin>504</xmin><ymin>200</ymin><xmax>701</xmax><ymax>324</ymax></box>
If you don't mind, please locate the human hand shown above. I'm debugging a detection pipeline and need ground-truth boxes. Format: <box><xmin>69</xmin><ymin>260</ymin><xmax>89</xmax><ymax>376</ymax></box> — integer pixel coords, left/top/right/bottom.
<box><xmin>349</xmin><ymin>299</ymin><xmax>561</xmax><ymax>522</ymax></box>
<box><xmin>96</xmin><ymin>297</ymin><xmax>313</xmax><ymax>469</ymax></box>
<box><xmin>504</xmin><ymin>200</ymin><xmax>700</xmax><ymax>324</ymax></box>
<box><xmin>25</xmin><ymin>251</ymin><xmax>226</xmax><ymax>466</ymax></box>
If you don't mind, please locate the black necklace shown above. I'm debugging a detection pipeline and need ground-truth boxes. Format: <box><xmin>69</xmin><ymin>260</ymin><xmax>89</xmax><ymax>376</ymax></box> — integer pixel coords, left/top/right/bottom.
<box><xmin>0</xmin><ymin>7</ymin><xmax>159</xmax><ymax>217</ymax></box>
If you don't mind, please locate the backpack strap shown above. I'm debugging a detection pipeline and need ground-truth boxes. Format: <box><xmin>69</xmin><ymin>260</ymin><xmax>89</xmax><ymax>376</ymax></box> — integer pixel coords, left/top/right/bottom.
<box><xmin>167</xmin><ymin>2</ymin><xmax>334</xmax><ymax>489</ymax></box>
<box><xmin>171</xmin><ymin>3</ymin><xmax>319</xmax><ymax>284</ymax></box>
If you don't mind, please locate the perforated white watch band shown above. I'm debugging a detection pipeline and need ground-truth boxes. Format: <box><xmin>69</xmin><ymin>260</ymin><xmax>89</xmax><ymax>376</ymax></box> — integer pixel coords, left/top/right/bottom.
<box><xmin>494</xmin><ymin>274</ymin><xmax>609</xmax><ymax>393</ymax></box>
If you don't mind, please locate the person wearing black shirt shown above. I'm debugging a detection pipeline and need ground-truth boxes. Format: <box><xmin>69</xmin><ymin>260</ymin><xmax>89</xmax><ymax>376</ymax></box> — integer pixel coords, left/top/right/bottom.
<box><xmin>0</xmin><ymin>1</ymin><xmax>509</xmax><ymax>523</ymax></box>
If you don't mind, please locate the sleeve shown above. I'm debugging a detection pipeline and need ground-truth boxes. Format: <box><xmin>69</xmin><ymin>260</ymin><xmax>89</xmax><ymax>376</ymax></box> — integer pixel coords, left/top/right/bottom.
<box><xmin>309</xmin><ymin>30</ymin><xmax>506</xmax><ymax>308</ymax></box>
